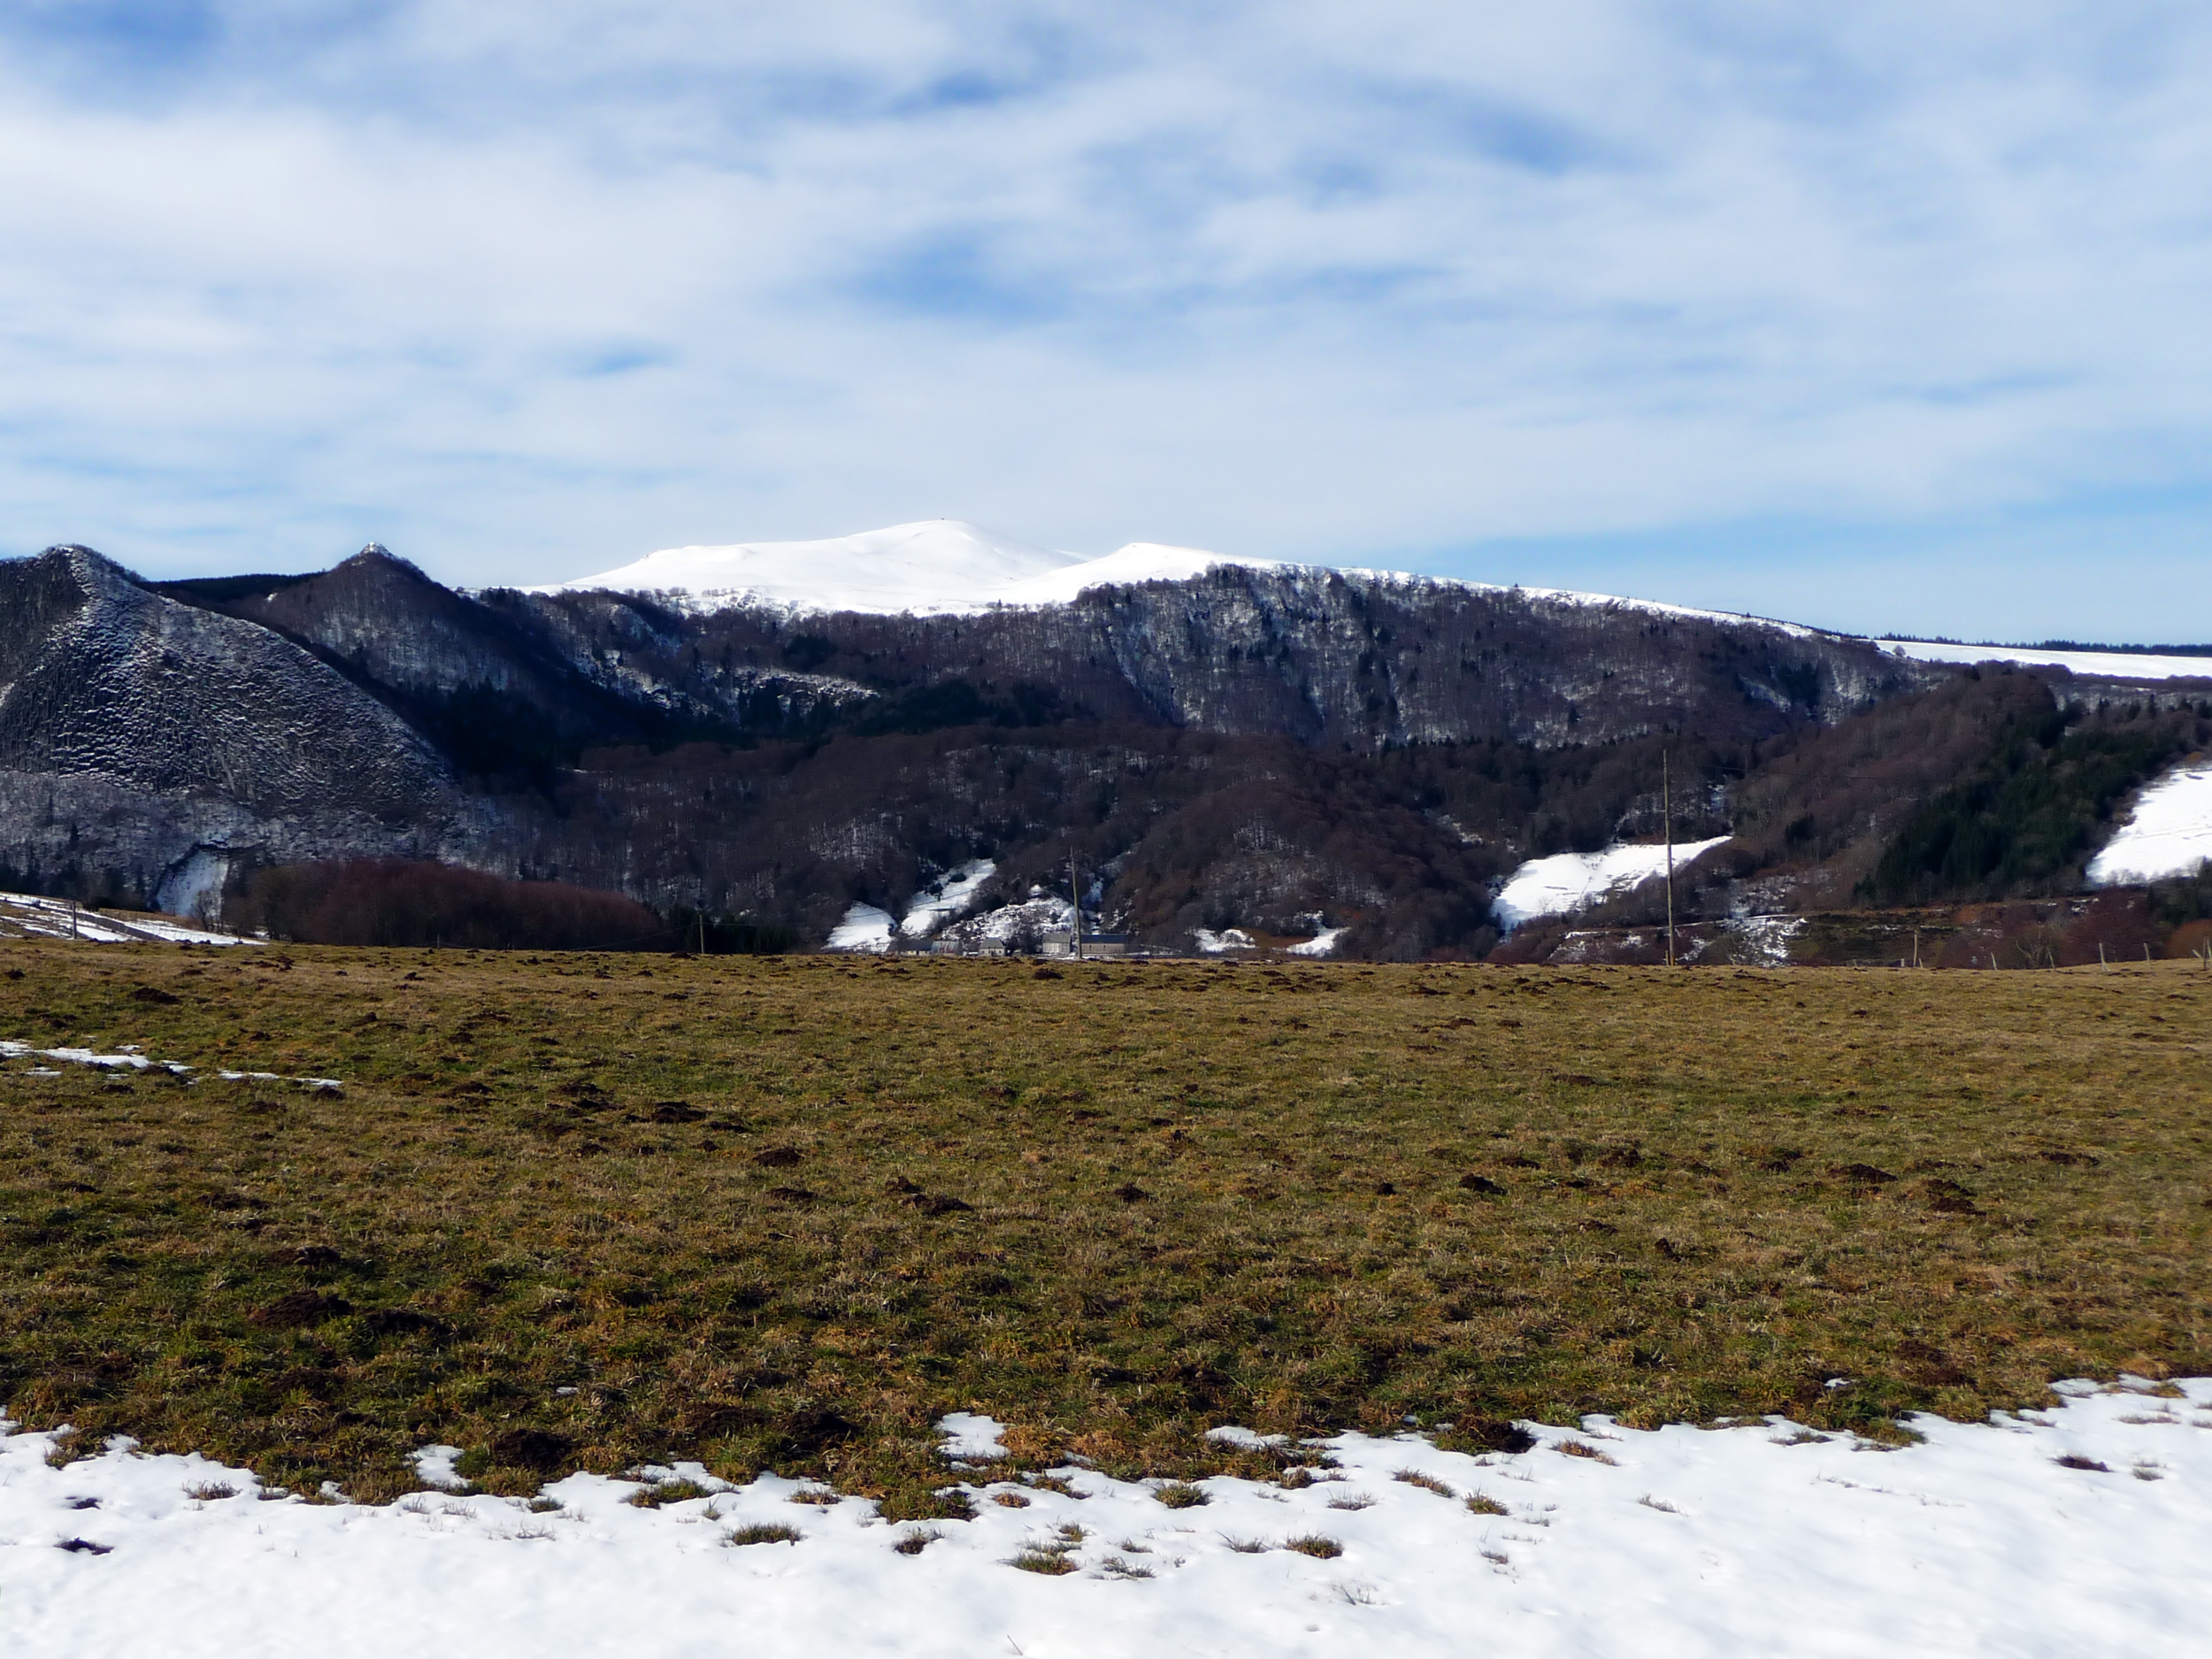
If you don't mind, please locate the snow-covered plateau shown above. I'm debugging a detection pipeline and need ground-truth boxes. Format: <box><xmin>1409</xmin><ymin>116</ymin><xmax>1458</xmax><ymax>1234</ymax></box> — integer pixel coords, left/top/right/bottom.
<box><xmin>2087</xmin><ymin>763</ymin><xmax>2212</xmax><ymax>886</ymax></box>
<box><xmin>1881</xmin><ymin>640</ymin><xmax>2212</xmax><ymax>682</ymax></box>
<box><xmin>532</xmin><ymin>520</ymin><xmax>1277</xmax><ymax>618</ymax></box>
<box><xmin>4</xmin><ymin>1380</ymin><xmax>2207</xmax><ymax>1657</ymax></box>
<box><xmin>1494</xmin><ymin>839</ymin><xmax>1733</xmax><ymax>933</ymax></box>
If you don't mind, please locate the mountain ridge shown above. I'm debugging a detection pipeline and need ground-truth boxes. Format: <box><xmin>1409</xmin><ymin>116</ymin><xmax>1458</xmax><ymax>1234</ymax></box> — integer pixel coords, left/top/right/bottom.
<box><xmin>4</xmin><ymin>533</ymin><xmax>2206</xmax><ymax>956</ymax></box>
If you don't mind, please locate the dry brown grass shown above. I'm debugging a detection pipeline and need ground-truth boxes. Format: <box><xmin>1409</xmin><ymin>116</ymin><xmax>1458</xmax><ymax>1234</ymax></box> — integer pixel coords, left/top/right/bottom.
<box><xmin>2</xmin><ymin>941</ymin><xmax>2208</xmax><ymax>1517</ymax></box>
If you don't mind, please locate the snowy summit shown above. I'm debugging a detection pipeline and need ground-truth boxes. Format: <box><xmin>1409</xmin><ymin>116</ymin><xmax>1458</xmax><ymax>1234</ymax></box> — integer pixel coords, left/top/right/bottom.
<box><xmin>533</xmin><ymin>520</ymin><xmax>1276</xmax><ymax>618</ymax></box>
<box><xmin>534</xmin><ymin>521</ymin><xmax>2208</xmax><ymax>691</ymax></box>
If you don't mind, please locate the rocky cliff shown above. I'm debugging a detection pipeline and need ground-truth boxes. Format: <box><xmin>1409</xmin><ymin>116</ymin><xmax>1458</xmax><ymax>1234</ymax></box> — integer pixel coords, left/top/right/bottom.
<box><xmin>0</xmin><ymin>548</ymin><xmax>464</xmax><ymax>915</ymax></box>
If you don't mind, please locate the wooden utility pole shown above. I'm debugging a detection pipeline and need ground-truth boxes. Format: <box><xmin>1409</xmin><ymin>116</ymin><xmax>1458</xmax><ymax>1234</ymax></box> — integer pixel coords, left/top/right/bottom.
<box><xmin>1069</xmin><ymin>856</ymin><xmax>1084</xmax><ymax>963</ymax></box>
<box><xmin>1663</xmin><ymin>752</ymin><xmax>1676</xmax><ymax>967</ymax></box>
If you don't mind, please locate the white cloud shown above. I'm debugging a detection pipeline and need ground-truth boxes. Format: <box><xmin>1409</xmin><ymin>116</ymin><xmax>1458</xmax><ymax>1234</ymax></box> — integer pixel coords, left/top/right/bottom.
<box><xmin>1</xmin><ymin>2</ymin><xmax>2208</xmax><ymax>639</ymax></box>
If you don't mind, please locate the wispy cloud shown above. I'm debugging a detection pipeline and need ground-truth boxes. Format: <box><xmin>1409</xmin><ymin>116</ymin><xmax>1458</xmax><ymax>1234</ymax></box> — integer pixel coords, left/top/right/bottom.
<box><xmin>2</xmin><ymin>1</ymin><xmax>2208</xmax><ymax>636</ymax></box>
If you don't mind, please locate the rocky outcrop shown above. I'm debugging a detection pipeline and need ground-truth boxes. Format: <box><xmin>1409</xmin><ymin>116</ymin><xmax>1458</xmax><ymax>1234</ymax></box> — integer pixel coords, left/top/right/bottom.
<box><xmin>0</xmin><ymin>547</ymin><xmax>465</xmax><ymax>907</ymax></box>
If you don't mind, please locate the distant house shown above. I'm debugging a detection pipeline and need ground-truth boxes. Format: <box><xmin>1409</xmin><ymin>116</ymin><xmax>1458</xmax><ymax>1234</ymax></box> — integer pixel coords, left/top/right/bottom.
<box><xmin>1041</xmin><ymin>929</ymin><xmax>1129</xmax><ymax>960</ymax></box>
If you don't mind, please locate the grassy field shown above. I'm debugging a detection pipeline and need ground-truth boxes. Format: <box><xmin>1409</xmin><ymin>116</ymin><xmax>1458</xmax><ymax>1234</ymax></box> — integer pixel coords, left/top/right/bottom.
<box><xmin>3</xmin><ymin>942</ymin><xmax>2208</xmax><ymax>1513</ymax></box>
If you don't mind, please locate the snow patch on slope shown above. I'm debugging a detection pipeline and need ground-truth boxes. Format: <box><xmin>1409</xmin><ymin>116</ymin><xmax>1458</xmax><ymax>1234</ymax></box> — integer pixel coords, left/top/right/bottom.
<box><xmin>6</xmin><ymin>1382</ymin><xmax>2211</xmax><ymax>1657</ymax></box>
<box><xmin>1494</xmin><ymin>839</ymin><xmax>1732</xmax><ymax>932</ymax></box>
<box><xmin>2088</xmin><ymin>763</ymin><xmax>2212</xmax><ymax>886</ymax></box>
<box><xmin>0</xmin><ymin>893</ymin><xmax>251</xmax><ymax>946</ymax></box>
<box><xmin>826</xmin><ymin>865</ymin><xmax>1016</xmax><ymax>951</ymax></box>
<box><xmin>899</xmin><ymin>861</ymin><xmax>997</xmax><ymax>938</ymax></box>
<box><xmin>826</xmin><ymin>903</ymin><xmax>895</xmax><ymax>953</ymax></box>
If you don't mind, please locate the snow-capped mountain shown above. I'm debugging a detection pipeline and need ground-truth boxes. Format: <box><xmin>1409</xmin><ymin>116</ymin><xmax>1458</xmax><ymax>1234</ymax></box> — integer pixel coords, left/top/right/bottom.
<box><xmin>533</xmin><ymin>519</ymin><xmax>1277</xmax><ymax>618</ymax></box>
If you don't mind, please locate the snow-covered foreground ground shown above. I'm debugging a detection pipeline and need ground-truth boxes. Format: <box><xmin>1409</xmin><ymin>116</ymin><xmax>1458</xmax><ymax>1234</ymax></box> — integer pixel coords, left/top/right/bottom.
<box><xmin>1494</xmin><ymin>838</ymin><xmax>1732</xmax><ymax>931</ymax></box>
<box><xmin>2089</xmin><ymin>763</ymin><xmax>2212</xmax><ymax>886</ymax></box>
<box><xmin>6</xmin><ymin>1380</ymin><xmax>2208</xmax><ymax>1657</ymax></box>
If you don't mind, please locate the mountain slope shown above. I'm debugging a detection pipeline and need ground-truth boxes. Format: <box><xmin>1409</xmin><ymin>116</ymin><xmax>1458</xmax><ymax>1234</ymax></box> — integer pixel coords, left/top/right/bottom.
<box><xmin>8</xmin><ymin>528</ymin><xmax>2201</xmax><ymax>956</ymax></box>
<box><xmin>512</xmin><ymin>560</ymin><xmax>1928</xmax><ymax>752</ymax></box>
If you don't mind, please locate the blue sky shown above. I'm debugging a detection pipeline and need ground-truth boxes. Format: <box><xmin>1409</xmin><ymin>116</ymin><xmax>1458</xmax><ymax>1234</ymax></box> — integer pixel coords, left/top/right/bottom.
<box><xmin>3</xmin><ymin>1</ymin><xmax>2209</xmax><ymax>639</ymax></box>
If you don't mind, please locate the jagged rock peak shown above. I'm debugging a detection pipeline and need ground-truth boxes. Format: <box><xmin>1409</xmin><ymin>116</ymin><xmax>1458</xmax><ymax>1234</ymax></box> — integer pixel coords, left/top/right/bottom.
<box><xmin>29</xmin><ymin>543</ymin><xmax>144</xmax><ymax>594</ymax></box>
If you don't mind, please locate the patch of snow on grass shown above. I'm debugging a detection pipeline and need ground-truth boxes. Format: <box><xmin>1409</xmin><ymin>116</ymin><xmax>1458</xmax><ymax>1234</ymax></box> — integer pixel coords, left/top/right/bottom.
<box><xmin>900</xmin><ymin>861</ymin><xmax>997</xmax><ymax>938</ymax></box>
<box><xmin>411</xmin><ymin>1446</ymin><xmax>470</xmax><ymax>1493</ymax></box>
<box><xmin>0</xmin><ymin>1041</ymin><xmax>342</xmax><ymax>1091</ymax></box>
<box><xmin>1203</xmin><ymin>1426</ymin><xmax>1289</xmax><ymax>1449</ymax></box>
<box><xmin>826</xmin><ymin>903</ymin><xmax>896</xmax><ymax>953</ymax></box>
<box><xmin>5</xmin><ymin>1383</ymin><xmax>2210</xmax><ymax>1656</ymax></box>
<box><xmin>935</xmin><ymin>1413</ymin><xmax>1009</xmax><ymax>1463</ymax></box>
<box><xmin>1286</xmin><ymin>928</ymin><xmax>1346</xmax><ymax>957</ymax></box>
<box><xmin>1879</xmin><ymin>641</ymin><xmax>2212</xmax><ymax>682</ymax></box>
<box><xmin>2088</xmin><ymin>763</ymin><xmax>2212</xmax><ymax>886</ymax></box>
<box><xmin>1494</xmin><ymin>839</ymin><xmax>1732</xmax><ymax>932</ymax></box>
<box><xmin>1193</xmin><ymin>927</ymin><xmax>1256</xmax><ymax>954</ymax></box>
<box><xmin>2</xmin><ymin>1041</ymin><xmax>190</xmax><ymax>1075</ymax></box>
